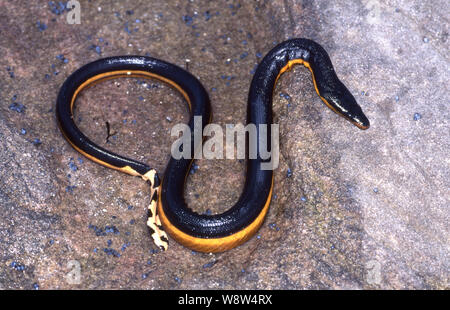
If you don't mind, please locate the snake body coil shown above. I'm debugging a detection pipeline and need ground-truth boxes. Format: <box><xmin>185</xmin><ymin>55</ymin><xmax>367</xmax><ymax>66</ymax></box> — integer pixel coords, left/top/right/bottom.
<box><xmin>56</xmin><ymin>39</ymin><xmax>369</xmax><ymax>253</ymax></box>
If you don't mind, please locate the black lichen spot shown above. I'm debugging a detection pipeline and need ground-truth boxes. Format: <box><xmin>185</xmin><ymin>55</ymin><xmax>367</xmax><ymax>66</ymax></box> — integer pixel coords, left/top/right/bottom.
<box><xmin>36</xmin><ymin>21</ymin><xmax>48</xmax><ymax>31</ymax></box>
<box><xmin>9</xmin><ymin>102</ymin><xmax>26</xmax><ymax>113</ymax></box>
<box><xmin>103</xmin><ymin>248</ymin><xmax>121</xmax><ymax>257</ymax></box>
<box><xmin>202</xmin><ymin>260</ymin><xmax>217</xmax><ymax>269</ymax></box>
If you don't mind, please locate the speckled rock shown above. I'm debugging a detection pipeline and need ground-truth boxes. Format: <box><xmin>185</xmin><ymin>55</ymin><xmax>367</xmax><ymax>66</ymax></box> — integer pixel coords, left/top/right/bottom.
<box><xmin>0</xmin><ymin>0</ymin><xmax>447</xmax><ymax>289</ymax></box>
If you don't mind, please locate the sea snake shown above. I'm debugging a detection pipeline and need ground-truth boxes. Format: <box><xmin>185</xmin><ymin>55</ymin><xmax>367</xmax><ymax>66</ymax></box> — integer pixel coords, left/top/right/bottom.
<box><xmin>56</xmin><ymin>38</ymin><xmax>369</xmax><ymax>253</ymax></box>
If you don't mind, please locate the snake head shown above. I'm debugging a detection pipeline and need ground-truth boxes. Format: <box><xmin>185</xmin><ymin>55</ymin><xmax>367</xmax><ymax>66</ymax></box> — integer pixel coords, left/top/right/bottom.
<box><xmin>322</xmin><ymin>88</ymin><xmax>370</xmax><ymax>130</ymax></box>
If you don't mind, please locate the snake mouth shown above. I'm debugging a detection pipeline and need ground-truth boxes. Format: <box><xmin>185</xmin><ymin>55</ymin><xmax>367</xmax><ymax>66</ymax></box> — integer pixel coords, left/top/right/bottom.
<box><xmin>354</xmin><ymin>114</ymin><xmax>370</xmax><ymax>130</ymax></box>
<box><xmin>353</xmin><ymin>119</ymin><xmax>370</xmax><ymax>130</ymax></box>
<box><xmin>322</xmin><ymin>91</ymin><xmax>370</xmax><ymax>130</ymax></box>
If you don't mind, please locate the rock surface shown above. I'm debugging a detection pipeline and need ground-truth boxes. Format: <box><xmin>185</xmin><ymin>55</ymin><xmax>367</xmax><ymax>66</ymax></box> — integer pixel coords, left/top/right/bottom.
<box><xmin>0</xmin><ymin>0</ymin><xmax>448</xmax><ymax>289</ymax></box>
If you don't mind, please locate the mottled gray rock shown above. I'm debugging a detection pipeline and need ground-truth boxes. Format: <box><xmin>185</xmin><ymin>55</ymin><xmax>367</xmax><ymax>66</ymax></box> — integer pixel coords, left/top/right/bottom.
<box><xmin>0</xmin><ymin>0</ymin><xmax>447</xmax><ymax>289</ymax></box>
